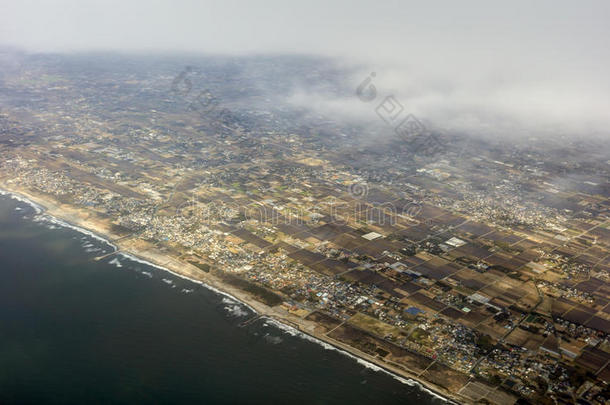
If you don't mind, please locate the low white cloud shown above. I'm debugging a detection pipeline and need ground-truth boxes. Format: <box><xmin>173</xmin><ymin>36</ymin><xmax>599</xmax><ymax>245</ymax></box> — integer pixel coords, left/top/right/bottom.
<box><xmin>1</xmin><ymin>0</ymin><xmax>609</xmax><ymax>140</ymax></box>
<box><xmin>285</xmin><ymin>63</ymin><xmax>610</xmax><ymax>140</ymax></box>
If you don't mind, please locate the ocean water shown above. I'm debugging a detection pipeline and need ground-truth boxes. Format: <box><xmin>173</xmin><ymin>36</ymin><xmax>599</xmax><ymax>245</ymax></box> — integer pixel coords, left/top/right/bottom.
<box><xmin>0</xmin><ymin>194</ymin><xmax>445</xmax><ymax>404</ymax></box>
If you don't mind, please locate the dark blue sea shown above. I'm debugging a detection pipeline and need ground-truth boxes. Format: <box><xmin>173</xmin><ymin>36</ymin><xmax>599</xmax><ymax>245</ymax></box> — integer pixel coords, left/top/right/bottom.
<box><xmin>0</xmin><ymin>193</ymin><xmax>445</xmax><ymax>404</ymax></box>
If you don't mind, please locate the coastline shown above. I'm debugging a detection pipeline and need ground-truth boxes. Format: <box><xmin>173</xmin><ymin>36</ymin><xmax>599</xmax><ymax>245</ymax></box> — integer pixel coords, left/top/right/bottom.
<box><xmin>0</xmin><ymin>183</ymin><xmax>466</xmax><ymax>404</ymax></box>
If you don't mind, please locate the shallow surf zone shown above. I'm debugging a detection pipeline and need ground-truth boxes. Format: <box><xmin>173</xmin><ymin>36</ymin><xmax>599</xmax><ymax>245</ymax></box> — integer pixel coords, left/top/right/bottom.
<box><xmin>4</xmin><ymin>190</ymin><xmax>258</xmax><ymax>317</ymax></box>
<box><xmin>0</xmin><ymin>192</ymin><xmax>259</xmax><ymax>314</ymax></box>
<box><xmin>117</xmin><ymin>252</ymin><xmax>257</xmax><ymax>314</ymax></box>
<box><xmin>262</xmin><ymin>318</ymin><xmax>454</xmax><ymax>404</ymax></box>
<box><xmin>1</xmin><ymin>189</ymin><xmax>452</xmax><ymax>403</ymax></box>
<box><xmin>34</xmin><ymin>215</ymin><xmax>117</xmax><ymax>252</ymax></box>
<box><xmin>0</xmin><ymin>189</ymin><xmax>44</xmax><ymax>214</ymax></box>
<box><xmin>221</xmin><ymin>297</ymin><xmax>250</xmax><ymax>317</ymax></box>
<box><xmin>115</xmin><ymin>251</ymin><xmax>451</xmax><ymax>403</ymax></box>
<box><xmin>0</xmin><ymin>188</ymin><xmax>117</xmax><ymax>252</ymax></box>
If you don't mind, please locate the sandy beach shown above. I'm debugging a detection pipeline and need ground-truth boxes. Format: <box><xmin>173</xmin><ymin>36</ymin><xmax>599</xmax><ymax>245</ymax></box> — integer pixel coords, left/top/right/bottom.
<box><xmin>0</xmin><ymin>181</ymin><xmax>466</xmax><ymax>404</ymax></box>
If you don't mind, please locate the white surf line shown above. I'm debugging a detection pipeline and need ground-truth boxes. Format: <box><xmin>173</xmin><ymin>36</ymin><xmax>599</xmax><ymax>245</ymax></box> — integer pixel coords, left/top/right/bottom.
<box><xmin>3</xmin><ymin>189</ymin><xmax>257</xmax><ymax>314</ymax></box>
<box><xmin>262</xmin><ymin>317</ymin><xmax>455</xmax><ymax>404</ymax></box>
<box><xmin>113</xmin><ymin>251</ymin><xmax>452</xmax><ymax>404</ymax></box>
<box><xmin>118</xmin><ymin>252</ymin><xmax>258</xmax><ymax>314</ymax></box>
<box><xmin>1</xmin><ymin>188</ymin><xmax>453</xmax><ymax>403</ymax></box>
<box><xmin>0</xmin><ymin>188</ymin><xmax>117</xmax><ymax>251</ymax></box>
<box><xmin>0</xmin><ymin>188</ymin><xmax>44</xmax><ymax>214</ymax></box>
<box><xmin>37</xmin><ymin>215</ymin><xmax>117</xmax><ymax>251</ymax></box>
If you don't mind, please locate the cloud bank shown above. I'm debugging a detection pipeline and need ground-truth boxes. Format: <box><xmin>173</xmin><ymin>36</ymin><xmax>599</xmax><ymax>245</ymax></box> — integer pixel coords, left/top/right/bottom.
<box><xmin>1</xmin><ymin>0</ymin><xmax>609</xmax><ymax>139</ymax></box>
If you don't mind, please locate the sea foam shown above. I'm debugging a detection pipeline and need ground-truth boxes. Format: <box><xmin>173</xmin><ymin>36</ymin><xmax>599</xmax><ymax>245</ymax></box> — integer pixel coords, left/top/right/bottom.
<box><xmin>1</xmin><ymin>190</ymin><xmax>44</xmax><ymax>214</ymax></box>
<box><xmin>262</xmin><ymin>318</ymin><xmax>454</xmax><ymax>403</ymax></box>
<box><xmin>0</xmin><ymin>188</ymin><xmax>452</xmax><ymax>403</ymax></box>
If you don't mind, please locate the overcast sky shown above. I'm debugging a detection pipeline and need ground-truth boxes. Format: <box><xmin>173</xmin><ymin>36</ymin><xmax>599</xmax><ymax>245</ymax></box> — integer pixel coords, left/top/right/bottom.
<box><xmin>2</xmin><ymin>0</ymin><xmax>609</xmax><ymax>139</ymax></box>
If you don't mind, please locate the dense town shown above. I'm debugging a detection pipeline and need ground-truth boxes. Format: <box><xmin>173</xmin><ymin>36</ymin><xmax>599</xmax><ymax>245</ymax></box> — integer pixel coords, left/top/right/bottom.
<box><xmin>1</xmin><ymin>52</ymin><xmax>609</xmax><ymax>404</ymax></box>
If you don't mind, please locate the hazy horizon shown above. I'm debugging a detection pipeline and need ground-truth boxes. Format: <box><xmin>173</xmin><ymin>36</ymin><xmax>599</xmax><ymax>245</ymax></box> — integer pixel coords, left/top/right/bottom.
<box><xmin>2</xmin><ymin>0</ymin><xmax>609</xmax><ymax>140</ymax></box>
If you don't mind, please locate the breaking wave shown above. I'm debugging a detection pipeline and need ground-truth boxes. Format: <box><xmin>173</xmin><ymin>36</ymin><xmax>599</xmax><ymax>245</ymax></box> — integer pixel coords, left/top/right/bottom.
<box><xmin>1</xmin><ymin>188</ymin><xmax>451</xmax><ymax>403</ymax></box>
<box><xmin>222</xmin><ymin>298</ymin><xmax>249</xmax><ymax>317</ymax></box>
<box><xmin>262</xmin><ymin>318</ymin><xmax>453</xmax><ymax>403</ymax></box>
<box><xmin>1</xmin><ymin>190</ymin><xmax>44</xmax><ymax>214</ymax></box>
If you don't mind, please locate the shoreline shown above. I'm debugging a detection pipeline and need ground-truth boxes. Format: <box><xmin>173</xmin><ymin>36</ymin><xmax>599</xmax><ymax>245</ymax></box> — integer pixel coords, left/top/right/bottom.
<box><xmin>0</xmin><ymin>183</ymin><xmax>466</xmax><ymax>404</ymax></box>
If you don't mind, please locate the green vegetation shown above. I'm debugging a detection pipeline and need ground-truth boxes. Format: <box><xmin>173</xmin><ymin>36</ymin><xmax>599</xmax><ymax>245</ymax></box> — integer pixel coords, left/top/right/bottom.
<box><xmin>216</xmin><ymin>271</ymin><xmax>283</xmax><ymax>306</ymax></box>
<box><xmin>409</xmin><ymin>327</ymin><xmax>430</xmax><ymax>343</ymax></box>
<box><xmin>349</xmin><ymin>312</ymin><xmax>404</xmax><ymax>338</ymax></box>
<box><xmin>476</xmin><ymin>334</ymin><xmax>495</xmax><ymax>352</ymax></box>
<box><xmin>111</xmin><ymin>223</ymin><xmax>135</xmax><ymax>236</ymax></box>
<box><xmin>188</xmin><ymin>261</ymin><xmax>210</xmax><ymax>272</ymax></box>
